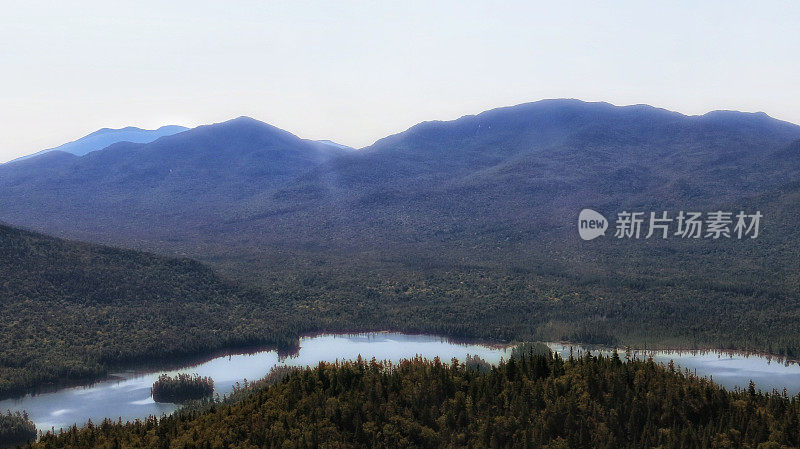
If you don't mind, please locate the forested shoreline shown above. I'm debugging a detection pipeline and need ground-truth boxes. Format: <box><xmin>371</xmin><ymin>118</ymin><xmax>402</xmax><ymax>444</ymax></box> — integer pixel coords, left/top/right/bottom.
<box><xmin>23</xmin><ymin>350</ymin><xmax>800</xmax><ymax>448</ymax></box>
<box><xmin>4</xmin><ymin>220</ymin><xmax>800</xmax><ymax>403</ymax></box>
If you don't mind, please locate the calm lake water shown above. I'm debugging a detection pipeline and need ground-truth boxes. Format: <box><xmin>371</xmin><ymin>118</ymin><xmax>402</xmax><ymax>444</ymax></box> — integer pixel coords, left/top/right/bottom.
<box><xmin>0</xmin><ymin>333</ymin><xmax>511</xmax><ymax>433</ymax></box>
<box><xmin>547</xmin><ymin>343</ymin><xmax>800</xmax><ymax>395</ymax></box>
<box><xmin>2</xmin><ymin>333</ymin><xmax>800</xmax><ymax>434</ymax></box>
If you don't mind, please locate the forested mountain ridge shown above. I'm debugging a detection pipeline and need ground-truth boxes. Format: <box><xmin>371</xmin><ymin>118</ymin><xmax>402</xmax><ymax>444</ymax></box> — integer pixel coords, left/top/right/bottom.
<box><xmin>0</xmin><ymin>116</ymin><xmax>348</xmax><ymax>244</ymax></box>
<box><xmin>3</xmin><ymin>100</ymin><xmax>798</xmax><ymax>251</ymax></box>
<box><xmin>1</xmin><ymin>100</ymin><xmax>800</xmax><ymax>361</ymax></box>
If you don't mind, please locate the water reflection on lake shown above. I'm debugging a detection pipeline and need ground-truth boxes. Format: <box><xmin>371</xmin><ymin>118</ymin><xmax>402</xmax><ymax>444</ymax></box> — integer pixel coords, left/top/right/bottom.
<box><xmin>3</xmin><ymin>334</ymin><xmax>800</xmax><ymax>435</ymax></box>
<box><xmin>0</xmin><ymin>333</ymin><xmax>512</xmax><ymax>433</ymax></box>
<box><xmin>548</xmin><ymin>343</ymin><xmax>800</xmax><ymax>396</ymax></box>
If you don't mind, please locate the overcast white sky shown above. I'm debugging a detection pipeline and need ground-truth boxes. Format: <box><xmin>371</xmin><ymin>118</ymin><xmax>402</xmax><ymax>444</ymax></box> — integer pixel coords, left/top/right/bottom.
<box><xmin>1</xmin><ymin>0</ymin><xmax>798</xmax><ymax>162</ymax></box>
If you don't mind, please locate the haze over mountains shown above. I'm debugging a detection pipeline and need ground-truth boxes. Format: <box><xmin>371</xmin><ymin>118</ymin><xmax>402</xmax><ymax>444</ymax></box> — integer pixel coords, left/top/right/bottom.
<box><xmin>1</xmin><ymin>99</ymin><xmax>798</xmax><ymax>246</ymax></box>
<box><xmin>9</xmin><ymin>125</ymin><xmax>189</xmax><ymax>163</ymax></box>
<box><xmin>1</xmin><ymin>98</ymin><xmax>799</xmax><ymax>297</ymax></box>
<box><xmin>1</xmin><ymin>98</ymin><xmax>800</xmax><ymax>356</ymax></box>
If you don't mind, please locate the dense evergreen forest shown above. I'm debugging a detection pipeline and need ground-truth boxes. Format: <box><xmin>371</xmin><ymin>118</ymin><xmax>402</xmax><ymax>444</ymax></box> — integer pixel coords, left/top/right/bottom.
<box><xmin>0</xmin><ymin>411</ymin><xmax>36</xmax><ymax>448</ymax></box>
<box><xmin>0</xmin><ymin>224</ymin><xmax>306</xmax><ymax>400</ymax></box>
<box><xmin>3</xmin><ymin>220</ymin><xmax>800</xmax><ymax>402</ymax></box>
<box><xmin>26</xmin><ymin>351</ymin><xmax>800</xmax><ymax>449</ymax></box>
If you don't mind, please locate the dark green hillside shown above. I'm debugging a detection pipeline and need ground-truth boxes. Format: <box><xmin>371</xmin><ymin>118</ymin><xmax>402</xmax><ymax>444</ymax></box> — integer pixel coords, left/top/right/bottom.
<box><xmin>0</xmin><ymin>224</ymin><xmax>302</xmax><ymax>399</ymax></box>
<box><xmin>29</xmin><ymin>352</ymin><xmax>800</xmax><ymax>448</ymax></box>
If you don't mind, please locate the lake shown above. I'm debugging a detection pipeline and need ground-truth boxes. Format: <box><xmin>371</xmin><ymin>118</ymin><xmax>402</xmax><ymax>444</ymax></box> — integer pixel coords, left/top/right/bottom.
<box><xmin>0</xmin><ymin>333</ymin><xmax>511</xmax><ymax>433</ymax></box>
<box><xmin>2</xmin><ymin>333</ymin><xmax>799</xmax><ymax>435</ymax></box>
<box><xmin>547</xmin><ymin>343</ymin><xmax>800</xmax><ymax>395</ymax></box>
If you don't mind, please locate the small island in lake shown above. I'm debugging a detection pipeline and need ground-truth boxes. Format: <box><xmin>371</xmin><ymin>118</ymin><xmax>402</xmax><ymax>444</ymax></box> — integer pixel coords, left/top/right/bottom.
<box><xmin>151</xmin><ymin>374</ymin><xmax>214</xmax><ymax>404</ymax></box>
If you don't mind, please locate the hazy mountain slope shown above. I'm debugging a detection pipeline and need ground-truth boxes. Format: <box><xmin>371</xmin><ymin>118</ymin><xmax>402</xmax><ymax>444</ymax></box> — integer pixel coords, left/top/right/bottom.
<box><xmin>314</xmin><ymin>139</ymin><xmax>353</xmax><ymax>150</ymax></box>
<box><xmin>337</xmin><ymin>100</ymin><xmax>798</xmax><ymax>199</ymax></box>
<box><xmin>1</xmin><ymin>100</ymin><xmax>800</xmax><ymax>355</ymax></box>
<box><xmin>9</xmin><ymin>125</ymin><xmax>188</xmax><ymax>162</ymax></box>
<box><xmin>1</xmin><ymin>100</ymin><xmax>798</xmax><ymax>266</ymax></box>
<box><xmin>0</xmin><ymin>116</ymin><xmax>348</xmax><ymax>243</ymax></box>
<box><xmin>0</xmin><ymin>151</ymin><xmax>79</xmax><ymax>186</ymax></box>
<box><xmin>238</xmin><ymin>100</ymin><xmax>800</xmax><ymax>247</ymax></box>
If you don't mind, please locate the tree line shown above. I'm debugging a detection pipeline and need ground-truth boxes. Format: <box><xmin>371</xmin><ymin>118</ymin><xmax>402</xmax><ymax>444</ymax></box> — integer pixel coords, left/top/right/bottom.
<box><xmin>26</xmin><ymin>350</ymin><xmax>800</xmax><ymax>448</ymax></box>
<box><xmin>0</xmin><ymin>411</ymin><xmax>36</xmax><ymax>448</ymax></box>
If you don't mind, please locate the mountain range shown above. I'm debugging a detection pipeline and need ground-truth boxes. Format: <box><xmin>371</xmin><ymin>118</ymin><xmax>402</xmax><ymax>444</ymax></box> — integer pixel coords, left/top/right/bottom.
<box><xmin>9</xmin><ymin>125</ymin><xmax>189</xmax><ymax>163</ymax></box>
<box><xmin>1</xmin><ymin>99</ymin><xmax>799</xmax><ymax>354</ymax></box>
<box><xmin>1</xmin><ymin>100</ymin><xmax>798</xmax><ymax>258</ymax></box>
